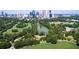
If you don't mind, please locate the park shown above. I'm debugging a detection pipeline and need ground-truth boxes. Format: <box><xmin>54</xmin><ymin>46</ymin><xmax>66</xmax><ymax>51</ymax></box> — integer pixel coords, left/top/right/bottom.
<box><xmin>0</xmin><ymin>17</ymin><xmax>79</xmax><ymax>49</ymax></box>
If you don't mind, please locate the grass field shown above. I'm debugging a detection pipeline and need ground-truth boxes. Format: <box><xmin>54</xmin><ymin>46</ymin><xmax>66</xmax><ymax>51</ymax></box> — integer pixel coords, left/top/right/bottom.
<box><xmin>3</xmin><ymin>22</ymin><xmax>31</xmax><ymax>35</ymax></box>
<box><xmin>49</xmin><ymin>21</ymin><xmax>74</xmax><ymax>24</ymax></box>
<box><xmin>21</xmin><ymin>41</ymin><xmax>79</xmax><ymax>49</ymax></box>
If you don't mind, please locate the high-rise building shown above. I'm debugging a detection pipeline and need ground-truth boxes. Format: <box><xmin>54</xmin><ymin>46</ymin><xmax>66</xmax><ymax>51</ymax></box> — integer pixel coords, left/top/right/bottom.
<box><xmin>49</xmin><ymin>10</ymin><xmax>52</xmax><ymax>18</ymax></box>
<box><xmin>42</xmin><ymin>10</ymin><xmax>46</xmax><ymax>18</ymax></box>
<box><xmin>36</xmin><ymin>11</ymin><xmax>39</xmax><ymax>18</ymax></box>
<box><xmin>1</xmin><ymin>11</ymin><xmax>4</xmax><ymax>17</ymax></box>
<box><xmin>5</xmin><ymin>12</ymin><xmax>8</xmax><ymax>17</ymax></box>
<box><xmin>31</xmin><ymin>10</ymin><xmax>36</xmax><ymax>18</ymax></box>
<box><xmin>29</xmin><ymin>10</ymin><xmax>36</xmax><ymax>18</ymax></box>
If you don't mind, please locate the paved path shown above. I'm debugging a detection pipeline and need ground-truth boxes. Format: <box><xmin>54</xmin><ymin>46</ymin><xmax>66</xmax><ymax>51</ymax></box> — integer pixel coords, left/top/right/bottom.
<box><xmin>9</xmin><ymin>41</ymin><xmax>15</xmax><ymax>49</ymax></box>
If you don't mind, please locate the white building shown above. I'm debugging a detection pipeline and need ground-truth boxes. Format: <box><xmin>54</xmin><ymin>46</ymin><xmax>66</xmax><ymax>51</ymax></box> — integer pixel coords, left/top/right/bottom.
<box><xmin>66</xmin><ymin>27</ymin><xmax>75</xmax><ymax>31</ymax></box>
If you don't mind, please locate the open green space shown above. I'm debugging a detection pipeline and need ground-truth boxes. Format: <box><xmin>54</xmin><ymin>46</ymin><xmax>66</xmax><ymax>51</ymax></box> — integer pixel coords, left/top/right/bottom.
<box><xmin>22</xmin><ymin>41</ymin><xmax>79</xmax><ymax>49</ymax></box>
<box><xmin>0</xmin><ymin>17</ymin><xmax>79</xmax><ymax>49</ymax></box>
<box><xmin>3</xmin><ymin>22</ymin><xmax>32</xmax><ymax>35</ymax></box>
<box><xmin>49</xmin><ymin>21</ymin><xmax>75</xmax><ymax>24</ymax></box>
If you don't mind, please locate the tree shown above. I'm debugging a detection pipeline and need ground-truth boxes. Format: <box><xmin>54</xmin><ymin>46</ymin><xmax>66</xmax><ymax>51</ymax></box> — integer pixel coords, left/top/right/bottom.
<box><xmin>32</xmin><ymin>39</ymin><xmax>40</xmax><ymax>45</ymax></box>
<box><xmin>16</xmin><ymin>22</ymin><xmax>27</xmax><ymax>28</ymax></box>
<box><xmin>24</xmin><ymin>33</ymin><xmax>33</xmax><ymax>39</ymax></box>
<box><xmin>76</xmin><ymin>39</ymin><xmax>79</xmax><ymax>46</ymax></box>
<box><xmin>0</xmin><ymin>41</ymin><xmax>11</xmax><ymax>49</ymax></box>
<box><xmin>14</xmin><ymin>39</ymin><xmax>25</xmax><ymax>49</ymax></box>
<box><xmin>39</xmin><ymin>21</ymin><xmax>51</xmax><ymax>29</ymax></box>
<box><xmin>46</xmin><ymin>31</ymin><xmax>58</xmax><ymax>44</ymax></box>
<box><xmin>14</xmin><ymin>38</ymin><xmax>40</xmax><ymax>49</ymax></box>
<box><xmin>3</xmin><ymin>33</ymin><xmax>12</xmax><ymax>41</ymax></box>
<box><xmin>73</xmin><ymin>33</ymin><xmax>79</xmax><ymax>46</ymax></box>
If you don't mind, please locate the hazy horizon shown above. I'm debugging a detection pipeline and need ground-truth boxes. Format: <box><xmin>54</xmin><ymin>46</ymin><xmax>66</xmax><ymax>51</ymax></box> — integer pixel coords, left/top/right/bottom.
<box><xmin>0</xmin><ymin>10</ymin><xmax>79</xmax><ymax>14</ymax></box>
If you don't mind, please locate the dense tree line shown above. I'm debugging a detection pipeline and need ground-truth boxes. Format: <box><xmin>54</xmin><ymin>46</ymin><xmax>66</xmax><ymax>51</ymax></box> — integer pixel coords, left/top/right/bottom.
<box><xmin>16</xmin><ymin>22</ymin><xmax>27</xmax><ymax>28</ymax></box>
<box><xmin>14</xmin><ymin>39</ymin><xmax>40</xmax><ymax>49</ymax></box>
<box><xmin>73</xmin><ymin>32</ymin><xmax>79</xmax><ymax>46</ymax></box>
<box><xmin>45</xmin><ymin>24</ymin><xmax>64</xmax><ymax>44</ymax></box>
<box><xmin>0</xmin><ymin>41</ymin><xmax>11</xmax><ymax>49</ymax></box>
<box><xmin>63</xmin><ymin>22</ymin><xmax>79</xmax><ymax>28</ymax></box>
<box><xmin>0</xmin><ymin>17</ymin><xmax>18</xmax><ymax>39</ymax></box>
<box><xmin>39</xmin><ymin>21</ymin><xmax>51</xmax><ymax>29</ymax></box>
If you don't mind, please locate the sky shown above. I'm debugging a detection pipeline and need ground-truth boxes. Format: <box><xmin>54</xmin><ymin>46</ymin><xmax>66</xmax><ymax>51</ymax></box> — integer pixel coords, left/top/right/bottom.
<box><xmin>53</xmin><ymin>10</ymin><xmax>79</xmax><ymax>14</ymax></box>
<box><xmin>0</xmin><ymin>10</ymin><xmax>79</xmax><ymax>14</ymax></box>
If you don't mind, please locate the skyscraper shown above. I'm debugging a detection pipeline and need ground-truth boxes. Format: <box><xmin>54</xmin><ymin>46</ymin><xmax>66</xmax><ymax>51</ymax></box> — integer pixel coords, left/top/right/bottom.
<box><xmin>49</xmin><ymin>10</ymin><xmax>52</xmax><ymax>18</ymax></box>
<box><xmin>5</xmin><ymin>12</ymin><xmax>8</xmax><ymax>17</ymax></box>
<box><xmin>31</xmin><ymin>10</ymin><xmax>36</xmax><ymax>18</ymax></box>
<box><xmin>42</xmin><ymin>10</ymin><xmax>46</xmax><ymax>18</ymax></box>
<box><xmin>36</xmin><ymin>11</ymin><xmax>39</xmax><ymax>18</ymax></box>
<box><xmin>1</xmin><ymin>11</ymin><xmax>4</xmax><ymax>17</ymax></box>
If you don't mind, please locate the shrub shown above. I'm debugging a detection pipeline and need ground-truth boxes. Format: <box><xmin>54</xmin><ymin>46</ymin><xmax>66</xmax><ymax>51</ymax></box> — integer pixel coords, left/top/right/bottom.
<box><xmin>63</xmin><ymin>37</ymin><xmax>66</xmax><ymax>40</ymax></box>
<box><xmin>12</xmin><ymin>29</ymin><xmax>18</xmax><ymax>32</ymax></box>
<box><xmin>40</xmin><ymin>37</ymin><xmax>46</xmax><ymax>41</ymax></box>
<box><xmin>51</xmin><ymin>39</ymin><xmax>57</xmax><ymax>44</ymax></box>
<box><xmin>63</xmin><ymin>36</ymin><xmax>72</xmax><ymax>41</ymax></box>
<box><xmin>32</xmin><ymin>39</ymin><xmax>40</xmax><ymax>45</ymax></box>
<box><xmin>66</xmin><ymin>36</ymin><xmax>72</xmax><ymax>41</ymax></box>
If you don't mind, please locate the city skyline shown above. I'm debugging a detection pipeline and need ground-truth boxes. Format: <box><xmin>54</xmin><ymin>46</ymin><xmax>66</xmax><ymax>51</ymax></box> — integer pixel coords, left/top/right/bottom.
<box><xmin>0</xmin><ymin>10</ymin><xmax>79</xmax><ymax>14</ymax></box>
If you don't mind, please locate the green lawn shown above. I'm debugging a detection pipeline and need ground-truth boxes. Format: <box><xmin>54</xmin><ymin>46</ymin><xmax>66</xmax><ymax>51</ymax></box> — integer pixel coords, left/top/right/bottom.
<box><xmin>21</xmin><ymin>41</ymin><xmax>79</xmax><ymax>49</ymax></box>
<box><xmin>49</xmin><ymin>21</ymin><xmax>74</xmax><ymax>24</ymax></box>
<box><xmin>3</xmin><ymin>22</ymin><xmax>32</xmax><ymax>35</ymax></box>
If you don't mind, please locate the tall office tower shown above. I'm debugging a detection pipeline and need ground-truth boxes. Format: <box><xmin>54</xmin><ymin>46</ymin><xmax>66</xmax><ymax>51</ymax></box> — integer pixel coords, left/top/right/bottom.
<box><xmin>5</xmin><ymin>12</ymin><xmax>8</xmax><ymax>17</ymax></box>
<box><xmin>29</xmin><ymin>11</ymin><xmax>32</xmax><ymax>17</ymax></box>
<box><xmin>49</xmin><ymin>10</ymin><xmax>52</xmax><ymax>18</ymax></box>
<box><xmin>31</xmin><ymin>10</ymin><xmax>36</xmax><ymax>18</ymax></box>
<box><xmin>42</xmin><ymin>10</ymin><xmax>46</xmax><ymax>18</ymax></box>
<box><xmin>29</xmin><ymin>10</ymin><xmax>36</xmax><ymax>18</ymax></box>
<box><xmin>1</xmin><ymin>11</ymin><xmax>4</xmax><ymax>17</ymax></box>
<box><xmin>17</xmin><ymin>12</ymin><xmax>23</xmax><ymax>18</ymax></box>
<box><xmin>36</xmin><ymin>11</ymin><xmax>39</xmax><ymax>18</ymax></box>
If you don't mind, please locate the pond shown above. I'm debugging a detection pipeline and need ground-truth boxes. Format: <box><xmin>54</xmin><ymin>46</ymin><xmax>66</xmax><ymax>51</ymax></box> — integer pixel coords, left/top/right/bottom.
<box><xmin>37</xmin><ymin>22</ymin><xmax>48</xmax><ymax>35</ymax></box>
